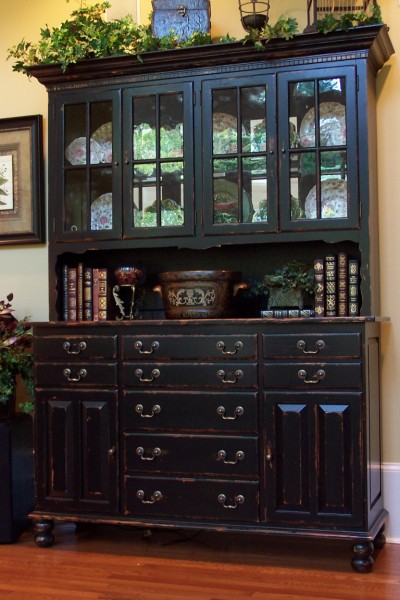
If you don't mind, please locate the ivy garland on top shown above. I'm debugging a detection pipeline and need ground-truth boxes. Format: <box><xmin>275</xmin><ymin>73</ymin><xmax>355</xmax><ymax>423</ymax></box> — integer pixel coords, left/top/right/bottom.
<box><xmin>7</xmin><ymin>1</ymin><xmax>383</xmax><ymax>75</ymax></box>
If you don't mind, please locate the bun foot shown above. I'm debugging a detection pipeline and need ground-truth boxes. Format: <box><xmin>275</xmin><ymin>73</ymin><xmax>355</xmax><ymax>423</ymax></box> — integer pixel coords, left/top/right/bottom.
<box><xmin>351</xmin><ymin>541</ymin><xmax>374</xmax><ymax>573</ymax></box>
<box><xmin>34</xmin><ymin>520</ymin><xmax>55</xmax><ymax>547</ymax></box>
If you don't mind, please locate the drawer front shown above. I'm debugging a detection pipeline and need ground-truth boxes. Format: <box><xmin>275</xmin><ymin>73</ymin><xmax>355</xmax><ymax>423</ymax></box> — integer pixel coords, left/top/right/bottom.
<box><xmin>34</xmin><ymin>335</ymin><xmax>117</xmax><ymax>360</ymax></box>
<box><xmin>35</xmin><ymin>362</ymin><xmax>118</xmax><ymax>387</ymax></box>
<box><xmin>263</xmin><ymin>333</ymin><xmax>361</xmax><ymax>359</ymax></box>
<box><xmin>122</xmin><ymin>335</ymin><xmax>257</xmax><ymax>360</ymax></box>
<box><xmin>263</xmin><ymin>362</ymin><xmax>362</xmax><ymax>389</ymax></box>
<box><xmin>124</xmin><ymin>433</ymin><xmax>259</xmax><ymax>477</ymax></box>
<box><xmin>123</xmin><ymin>390</ymin><xmax>258</xmax><ymax>433</ymax></box>
<box><xmin>124</xmin><ymin>476</ymin><xmax>259</xmax><ymax>522</ymax></box>
<box><xmin>122</xmin><ymin>362</ymin><xmax>258</xmax><ymax>389</ymax></box>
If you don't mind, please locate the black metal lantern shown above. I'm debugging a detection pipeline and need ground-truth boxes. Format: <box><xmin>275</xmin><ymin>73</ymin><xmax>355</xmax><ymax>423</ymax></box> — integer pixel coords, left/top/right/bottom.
<box><xmin>305</xmin><ymin>0</ymin><xmax>376</xmax><ymax>32</ymax></box>
<box><xmin>238</xmin><ymin>0</ymin><xmax>271</xmax><ymax>31</ymax></box>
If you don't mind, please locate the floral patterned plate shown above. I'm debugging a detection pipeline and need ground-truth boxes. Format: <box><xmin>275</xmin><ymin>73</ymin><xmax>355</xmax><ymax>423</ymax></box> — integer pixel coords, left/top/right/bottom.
<box><xmin>304</xmin><ymin>179</ymin><xmax>348</xmax><ymax>219</ymax></box>
<box><xmin>92</xmin><ymin>122</ymin><xmax>112</xmax><ymax>143</ymax></box>
<box><xmin>299</xmin><ymin>102</ymin><xmax>346</xmax><ymax>147</ymax></box>
<box><xmin>65</xmin><ymin>137</ymin><xmax>102</xmax><ymax>165</ymax></box>
<box><xmin>91</xmin><ymin>193</ymin><xmax>113</xmax><ymax>230</ymax></box>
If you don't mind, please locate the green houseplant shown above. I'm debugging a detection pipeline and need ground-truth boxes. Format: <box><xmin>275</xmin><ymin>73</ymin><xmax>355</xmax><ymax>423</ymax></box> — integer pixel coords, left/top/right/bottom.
<box><xmin>0</xmin><ymin>294</ymin><xmax>34</xmax><ymax>416</ymax></box>
<box><xmin>263</xmin><ymin>260</ymin><xmax>316</xmax><ymax>309</ymax></box>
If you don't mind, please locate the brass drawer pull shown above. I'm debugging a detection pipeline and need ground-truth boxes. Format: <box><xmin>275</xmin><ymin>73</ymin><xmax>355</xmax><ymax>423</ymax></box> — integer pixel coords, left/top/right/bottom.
<box><xmin>217</xmin><ymin>369</ymin><xmax>243</xmax><ymax>384</ymax></box>
<box><xmin>216</xmin><ymin>340</ymin><xmax>244</xmax><ymax>355</ymax></box>
<box><xmin>63</xmin><ymin>341</ymin><xmax>87</xmax><ymax>355</ymax></box>
<box><xmin>135</xmin><ymin>404</ymin><xmax>161</xmax><ymax>418</ymax></box>
<box><xmin>298</xmin><ymin>368</ymin><xmax>326</xmax><ymax>384</ymax></box>
<box><xmin>296</xmin><ymin>339</ymin><xmax>325</xmax><ymax>354</ymax></box>
<box><xmin>136</xmin><ymin>446</ymin><xmax>161</xmax><ymax>461</ymax></box>
<box><xmin>134</xmin><ymin>340</ymin><xmax>160</xmax><ymax>355</ymax></box>
<box><xmin>63</xmin><ymin>368</ymin><xmax>87</xmax><ymax>382</ymax></box>
<box><xmin>217</xmin><ymin>493</ymin><xmax>245</xmax><ymax>509</ymax></box>
<box><xmin>217</xmin><ymin>450</ymin><xmax>245</xmax><ymax>465</ymax></box>
<box><xmin>136</xmin><ymin>490</ymin><xmax>163</xmax><ymax>504</ymax></box>
<box><xmin>134</xmin><ymin>368</ymin><xmax>160</xmax><ymax>383</ymax></box>
<box><xmin>216</xmin><ymin>405</ymin><xmax>244</xmax><ymax>420</ymax></box>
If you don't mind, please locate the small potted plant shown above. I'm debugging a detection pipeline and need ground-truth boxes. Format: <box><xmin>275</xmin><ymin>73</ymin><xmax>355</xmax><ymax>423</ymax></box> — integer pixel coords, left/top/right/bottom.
<box><xmin>263</xmin><ymin>260</ymin><xmax>316</xmax><ymax>309</ymax></box>
<box><xmin>0</xmin><ymin>293</ymin><xmax>34</xmax><ymax>418</ymax></box>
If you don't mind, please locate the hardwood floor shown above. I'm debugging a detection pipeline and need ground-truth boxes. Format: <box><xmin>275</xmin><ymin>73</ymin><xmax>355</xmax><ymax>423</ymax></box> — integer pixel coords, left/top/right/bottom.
<box><xmin>0</xmin><ymin>523</ymin><xmax>399</xmax><ymax>599</ymax></box>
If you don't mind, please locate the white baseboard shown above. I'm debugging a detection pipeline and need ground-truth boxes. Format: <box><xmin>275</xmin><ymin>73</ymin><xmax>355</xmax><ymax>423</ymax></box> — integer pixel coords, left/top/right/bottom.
<box><xmin>383</xmin><ymin>462</ymin><xmax>400</xmax><ymax>543</ymax></box>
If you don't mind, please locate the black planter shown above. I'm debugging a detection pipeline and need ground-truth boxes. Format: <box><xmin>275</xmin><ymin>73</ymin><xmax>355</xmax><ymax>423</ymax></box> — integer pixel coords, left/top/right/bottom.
<box><xmin>0</xmin><ymin>414</ymin><xmax>34</xmax><ymax>543</ymax></box>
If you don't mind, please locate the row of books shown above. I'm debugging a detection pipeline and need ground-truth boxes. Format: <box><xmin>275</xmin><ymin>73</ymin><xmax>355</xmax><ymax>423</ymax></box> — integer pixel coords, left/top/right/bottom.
<box><xmin>313</xmin><ymin>253</ymin><xmax>360</xmax><ymax>317</ymax></box>
<box><xmin>63</xmin><ymin>264</ymin><xmax>108</xmax><ymax>321</ymax></box>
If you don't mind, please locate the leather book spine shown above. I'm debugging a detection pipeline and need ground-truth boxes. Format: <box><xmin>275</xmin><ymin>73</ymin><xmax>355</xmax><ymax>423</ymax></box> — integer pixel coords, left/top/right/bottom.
<box><xmin>77</xmin><ymin>262</ymin><xmax>84</xmax><ymax>321</ymax></box>
<box><xmin>83</xmin><ymin>267</ymin><xmax>93</xmax><ymax>321</ymax></box>
<box><xmin>67</xmin><ymin>267</ymin><xmax>77</xmax><ymax>322</ymax></box>
<box><xmin>92</xmin><ymin>268</ymin><xmax>99</xmax><ymax>322</ymax></box>
<box><xmin>338</xmin><ymin>252</ymin><xmax>348</xmax><ymax>317</ymax></box>
<box><xmin>98</xmin><ymin>268</ymin><xmax>108</xmax><ymax>321</ymax></box>
<box><xmin>325</xmin><ymin>255</ymin><xmax>337</xmax><ymax>317</ymax></box>
<box><xmin>62</xmin><ymin>264</ymin><xmax>69</xmax><ymax>321</ymax></box>
<box><xmin>348</xmin><ymin>259</ymin><xmax>360</xmax><ymax>316</ymax></box>
<box><xmin>313</xmin><ymin>258</ymin><xmax>325</xmax><ymax>317</ymax></box>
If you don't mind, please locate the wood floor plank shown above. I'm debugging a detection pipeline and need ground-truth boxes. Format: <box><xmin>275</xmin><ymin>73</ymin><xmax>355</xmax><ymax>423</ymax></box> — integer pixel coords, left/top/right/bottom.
<box><xmin>0</xmin><ymin>524</ymin><xmax>399</xmax><ymax>599</ymax></box>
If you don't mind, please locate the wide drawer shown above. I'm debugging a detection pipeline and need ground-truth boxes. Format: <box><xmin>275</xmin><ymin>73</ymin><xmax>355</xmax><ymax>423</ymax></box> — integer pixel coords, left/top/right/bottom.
<box><xmin>34</xmin><ymin>335</ymin><xmax>117</xmax><ymax>360</ymax></box>
<box><xmin>122</xmin><ymin>334</ymin><xmax>257</xmax><ymax>360</ymax></box>
<box><xmin>263</xmin><ymin>333</ymin><xmax>361</xmax><ymax>359</ymax></box>
<box><xmin>124</xmin><ymin>476</ymin><xmax>259</xmax><ymax>522</ymax></box>
<box><xmin>122</xmin><ymin>362</ymin><xmax>258</xmax><ymax>388</ymax></box>
<box><xmin>35</xmin><ymin>362</ymin><xmax>118</xmax><ymax>387</ymax></box>
<box><xmin>263</xmin><ymin>362</ymin><xmax>362</xmax><ymax>389</ymax></box>
<box><xmin>124</xmin><ymin>433</ymin><xmax>259</xmax><ymax>477</ymax></box>
<box><xmin>123</xmin><ymin>390</ymin><xmax>258</xmax><ymax>433</ymax></box>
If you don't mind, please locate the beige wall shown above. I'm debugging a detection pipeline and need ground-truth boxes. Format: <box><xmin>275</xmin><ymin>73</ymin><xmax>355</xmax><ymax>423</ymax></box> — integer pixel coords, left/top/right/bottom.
<box><xmin>1</xmin><ymin>0</ymin><xmax>399</xmax><ymax>464</ymax></box>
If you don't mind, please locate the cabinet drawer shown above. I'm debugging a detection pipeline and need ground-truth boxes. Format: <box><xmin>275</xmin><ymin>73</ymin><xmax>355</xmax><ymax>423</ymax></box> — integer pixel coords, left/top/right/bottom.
<box><xmin>123</xmin><ymin>391</ymin><xmax>258</xmax><ymax>433</ymax></box>
<box><xmin>263</xmin><ymin>333</ymin><xmax>361</xmax><ymax>359</ymax></box>
<box><xmin>124</xmin><ymin>433</ymin><xmax>259</xmax><ymax>477</ymax></box>
<box><xmin>124</xmin><ymin>476</ymin><xmax>259</xmax><ymax>523</ymax></box>
<box><xmin>34</xmin><ymin>335</ymin><xmax>117</xmax><ymax>360</ymax></box>
<box><xmin>35</xmin><ymin>362</ymin><xmax>118</xmax><ymax>387</ymax></box>
<box><xmin>122</xmin><ymin>335</ymin><xmax>257</xmax><ymax>360</ymax></box>
<box><xmin>263</xmin><ymin>362</ymin><xmax>362</xmax><ymax>389</ymax></box>
<box><xmin>122</xmin><ymin>362</ymin><xmax>258</xmax><ymax>388</ymax></box>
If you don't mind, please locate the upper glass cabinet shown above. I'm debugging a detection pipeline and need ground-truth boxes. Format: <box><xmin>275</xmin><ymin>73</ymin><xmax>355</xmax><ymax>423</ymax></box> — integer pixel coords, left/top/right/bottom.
<box><xmin>123</xmin><ymin>82</ymin><xmax>194</xmax><ymax>239</ymax></box>
<box><xmin>59</xmin><ymin>90</ymin><xmax>121</xmax><ymax>240</ymax></box>
<box><xmin>279</xmin><ymin>67</ymin><xmax>358</xmax><ymax>231</ymax></box>
<box><xmin>202</xmin><ymin>74</ymin><xmax>277</xmax><ymax>235</ymax></box>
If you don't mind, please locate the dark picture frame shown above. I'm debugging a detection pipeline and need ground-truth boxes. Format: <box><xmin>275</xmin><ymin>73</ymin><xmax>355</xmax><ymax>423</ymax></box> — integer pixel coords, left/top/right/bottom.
<box><xmin>0</xmin><ymin>115</ymin><xmax>44</xmax><ymax>245</ymax></box>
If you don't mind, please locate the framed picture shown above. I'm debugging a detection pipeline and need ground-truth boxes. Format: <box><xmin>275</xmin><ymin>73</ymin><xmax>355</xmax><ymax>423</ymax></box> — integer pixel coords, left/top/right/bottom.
<box><xmin>0</xmin><ymin>115</ymin><xmax>44</xmax><ymax>245</ymax></box>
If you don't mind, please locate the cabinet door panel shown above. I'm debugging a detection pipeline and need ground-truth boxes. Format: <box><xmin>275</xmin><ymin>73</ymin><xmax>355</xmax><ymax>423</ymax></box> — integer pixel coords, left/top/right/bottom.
<box><xmin>264</xmin><ymin>391</ymin><xmax>363</xmax><ymax>527</ymax></box>
<box><xmin>35</xmin><ymin>389</ymin><xmax>118</xmax><ymax>514</ymax></box>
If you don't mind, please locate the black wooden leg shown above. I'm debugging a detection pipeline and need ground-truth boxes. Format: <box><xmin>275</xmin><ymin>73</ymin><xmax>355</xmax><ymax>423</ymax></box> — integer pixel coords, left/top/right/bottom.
<box><xmin>34</xmin><ymin>519</ymin><xmax>55</xmax><ymax>547</ymax></box>
<box><xmin>351</xmin><ymin>541</ymin><xmax>374</xmax><ymax>573</ymax></box>
<box><xmin>374</xmin><ymin>526</ymin><xmax>386</xmax><ymax>550</ymax></box>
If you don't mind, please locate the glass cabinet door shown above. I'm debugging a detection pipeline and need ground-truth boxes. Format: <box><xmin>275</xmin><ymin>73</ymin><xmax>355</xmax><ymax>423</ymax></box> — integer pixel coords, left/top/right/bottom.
<box><xmin>279</xmin><ymin>67</ymin><xmax>358</xmax><ymax>231</ymax></box>
<box><xmin>122</xmin><ymin>82</ymin><xmax>194</xmax><ymax>239</ymax></box>
<box><xmin>202</xmin><ymin>75</ymin><xmax>277</xmax><ymax>235</ymax></box>
<box><xmin>56</xmin><ymin>90</ymin><xmax>121</xmax><ymax>239</ymax></box>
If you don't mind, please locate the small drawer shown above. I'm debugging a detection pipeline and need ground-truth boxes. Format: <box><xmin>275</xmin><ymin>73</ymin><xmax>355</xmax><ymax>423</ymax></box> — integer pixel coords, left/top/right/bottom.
<box><xmin>124</xmin><ymin>433</ymin><xmax>259</xmax><ymax>477</ymax></box>
<box><xmin>263</xmin><ymin>333</ymin><xmax>361</xmax><ymax>359</ymax></box>
<box><xmin>35</xmin><ymin>362</ymin><xmax>118</xmax><ymax>387</ymax></box>
<box><xmin>34</xmin><ymin>335</ymin><xmax>117</xmax><ymax>360</ymax></box>
<box><xmin>123</xmin><ymin>390</ymin><xmax>258</xmax><ymax>433</ymax></box>
<box><xmin>263</xmin><ymin>362</ymin><xmax>362</xmax><ymax>389</ymax></box>
<box><xmin>122</xmin><ymin>362</ymin><xmax>258</xmax><ymax>389</ymax></box>
<box><xmin>124</xmin><ymin>476</ymin><xmax>259</xmax><ymax>523</ymax></box>
<box><xmin>122</xmin><ymin>335</ymin><xmax>257</xmax><ymax>360</ymax></box>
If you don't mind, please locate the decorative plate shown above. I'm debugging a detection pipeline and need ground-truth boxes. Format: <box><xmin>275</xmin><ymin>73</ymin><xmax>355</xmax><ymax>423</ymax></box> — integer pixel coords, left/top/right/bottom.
<box><xmin>91</xmin><ymin>193</ymin><xmax>113</xmax><ymax>230</ymax></box>
<box><xmin>92</xmin><ymin>122</ymin><xmax>112</xmax><ymax>143</ymax></box>
<box><xmin>304</xmin><ymin>179</ymin><xmax>348</xmax><ymax>219</ymax></box>
<box><xmin>213</xmin><ymin>112</ymin><xmax>238</xmax><ymax>133</ymax></box>
<box><xmin>213</xmin><ymin>179</ymin><xmax>252</xmax><ymax>223</ymax></box>
<box><xmin>65</xmin><ymin>137</ymin><xmax>102</xmax><ymax>165</ymax></box>
<box><xmin>299</xmin><ymin>102</ymin><xmax>346</xmax><ymax>147</ymax></box>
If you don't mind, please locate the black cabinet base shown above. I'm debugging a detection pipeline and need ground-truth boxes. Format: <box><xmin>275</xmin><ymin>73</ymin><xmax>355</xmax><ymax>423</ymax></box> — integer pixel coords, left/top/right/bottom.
<box><xmin>0</xmin><ymin>415</ymin><xmax>34</xmax><ymax>543</ymax></box>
